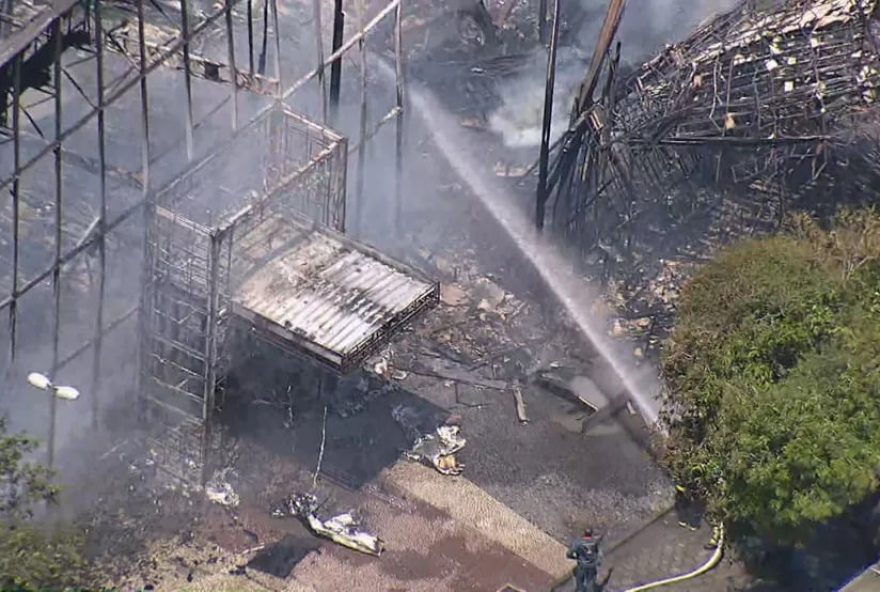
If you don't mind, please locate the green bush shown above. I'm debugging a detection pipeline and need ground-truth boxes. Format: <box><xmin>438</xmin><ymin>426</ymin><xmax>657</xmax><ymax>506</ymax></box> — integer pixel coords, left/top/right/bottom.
<box><xmin>0</xmin><ymin>418</ymin><xmax>88</xmax><ymax>590</ymax></box>
<box><xmin>661</xmin><ymin>209</ymin><xmax>880</xmax><ymax>546</ymax></box>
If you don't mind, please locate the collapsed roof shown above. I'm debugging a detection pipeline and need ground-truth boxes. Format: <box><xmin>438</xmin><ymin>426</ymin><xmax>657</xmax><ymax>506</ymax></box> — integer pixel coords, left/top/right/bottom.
<box><xmin>548</xmin><ymin>0</ymin><xmax>880</xmax><ymax>257</ymax></box>
<box><xmin>617</xmin><ymin>0</ymin><xmax>880</xmax><ymax>186</ymax></box>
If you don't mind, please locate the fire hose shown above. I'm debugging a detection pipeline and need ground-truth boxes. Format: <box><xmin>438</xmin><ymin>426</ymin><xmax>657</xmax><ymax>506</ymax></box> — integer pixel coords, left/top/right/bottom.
<box><xmin>621</xmin><ymin>524</ymin><xmax>725</xmax><ymax>592</ymax></box>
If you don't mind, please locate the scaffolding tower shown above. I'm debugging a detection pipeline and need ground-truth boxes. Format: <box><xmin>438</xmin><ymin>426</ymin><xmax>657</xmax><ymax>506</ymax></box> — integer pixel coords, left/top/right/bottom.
<box><xmin>0</xmin><ymin>0</ymin><xmax>414</xmax><ymax>481</ymax></box>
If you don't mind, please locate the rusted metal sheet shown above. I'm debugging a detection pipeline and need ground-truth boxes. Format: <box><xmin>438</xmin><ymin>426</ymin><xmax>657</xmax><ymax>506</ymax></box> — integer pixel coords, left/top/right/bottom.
<box><xmin>230</xmin><ymin>215</ymin><xmax>439</xmax><ymax>372</ymax></box>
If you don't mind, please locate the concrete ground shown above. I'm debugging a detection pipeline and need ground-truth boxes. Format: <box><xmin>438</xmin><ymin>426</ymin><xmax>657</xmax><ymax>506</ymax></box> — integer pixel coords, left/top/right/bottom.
<box><xmin>839</xmin><ymin>561</ymin><xmax>880</xmax><ymax>592</ymax></box>
<box><xmin>66</xmin><ymin>3</ymin><xmax>766</xmax><ymax>592</ymax></box>
<box><xmin>93</xmin><ymin>100</ymin><xmax>751</xmax><ymax>592</ymax></box>
<box><xmin>552</xmin><ymin>513</ymin><xmax>753</xmax><ymax>592</ymax></box>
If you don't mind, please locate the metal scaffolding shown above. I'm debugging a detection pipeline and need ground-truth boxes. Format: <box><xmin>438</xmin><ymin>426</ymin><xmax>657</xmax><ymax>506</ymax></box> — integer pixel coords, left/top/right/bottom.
<box><xmin>0</xmin><ymin>0</ymin><xmax>409</xmax><ymax>477</ymax></box>
<box><xmin>140</xmin><ymin>106</ymin><xmax>347</xmax><ymax>484</ymax></box>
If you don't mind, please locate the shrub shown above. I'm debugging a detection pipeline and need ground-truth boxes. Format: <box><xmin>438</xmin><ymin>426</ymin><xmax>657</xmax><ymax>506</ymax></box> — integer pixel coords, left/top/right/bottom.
<box><xmin>0</xmin><ymin>417</ymin><xmax>88</xmax><ymax>590</ymax></box>
<box><xmin>661</xmin><ymin>209</ymin><xmax>880</xmax><ymax>545</ymax></box>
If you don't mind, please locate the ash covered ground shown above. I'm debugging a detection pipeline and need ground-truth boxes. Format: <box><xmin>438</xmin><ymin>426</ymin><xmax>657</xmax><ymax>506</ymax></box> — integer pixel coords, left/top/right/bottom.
<box><xmin>74</xmin><ymin>96</ymin><xmax>688</xmax><ymax>590</ymax></box>
<box><xmin>2</xmin><ymin>0</ymin><xmax>852</xmax><ymax>591</ymax></box>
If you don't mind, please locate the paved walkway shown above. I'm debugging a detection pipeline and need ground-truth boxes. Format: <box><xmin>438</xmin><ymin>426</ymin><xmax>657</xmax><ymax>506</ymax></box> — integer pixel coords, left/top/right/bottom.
<box><xmin>553</xmin><ymin>513</ymin><xmax>753</xmax><ymax>592</ymax></box>
<box><xmin>840</xmin><ymin>560</ymin><xmax>880</xmax><ymax>592</ymax></box>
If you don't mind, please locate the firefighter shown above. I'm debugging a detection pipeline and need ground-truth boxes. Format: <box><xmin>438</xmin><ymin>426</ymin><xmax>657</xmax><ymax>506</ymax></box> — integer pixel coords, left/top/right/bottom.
<box><xmin>567</xmin><ymin>528</ymin><xmax>602</xmax><ymax>592</ymax></box>
<box><xmin>674</xmin><ymin>484</ymin><xmax>700</xmax><ymax>531</ymax></box>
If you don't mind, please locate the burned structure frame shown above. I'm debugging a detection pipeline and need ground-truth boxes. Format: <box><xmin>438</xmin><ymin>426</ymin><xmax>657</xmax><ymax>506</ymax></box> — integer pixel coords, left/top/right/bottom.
<box><xmin>541</xmin><ymin>0</ymin><xmax>880</xmax><ymax>282</ymax></box>
<box><xmin>0</xmin><ymin>0</ymin><xmax>410</xmax><ymax>477</ymax></box>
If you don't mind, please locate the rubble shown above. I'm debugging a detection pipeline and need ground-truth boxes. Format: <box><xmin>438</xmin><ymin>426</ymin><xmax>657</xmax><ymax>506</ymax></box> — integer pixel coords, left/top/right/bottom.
<box><xmin>511</xmin><ymin>384</ymin><xmax>529</xmax><ymax>424</ymax></box>
<box><xmin>493</xmin><ymin>161</ymin><xmax>530</xmax><ymax>178</ymax></box>
<box><xmin>471</xmin><ymin>276</ymin><xmax>506</xmax><ymax>310</ymax></box>
<box><xmin>272</xmin><ymin>493</ymin><xmax>384</xmax><ymax>556</ymax></box>
<box><xmin>543</xmin><ymin>0</ymin><xmax>880</xmax><ymax>358</ymax></box>
<box><xmin>392</xmin><ymin>404</ymin><xmax>467</xmax><ymax>476</ymax></box>
<box><xmin>373</xmin><ymin>357</ymin><xmax>391</xmax><ymax>379</ymax></box>
<box><xmin>532</xmin><ymin>367</ymin><xmax>602</xmax><ymax>413</ymax></box>
<box><xmin>404</xmin><ymin>425</ymin><xmax>467</xmax><ymax>476</ymax></box>
<box><xmin>205</xmin><ymin>469</ymin><xmax>240</xmax><ymax>508</ymax></box>
<box><xmin>403</xmin><ymin>354</ymin><xmax>509</xmax><ymax>390</ymax></box>
<box><xmin>440</xmin><ymin>282</ymin><xmax>469</xmax><ymax>306</ymax></box>
<box><xmin>322</xmin><ymin>372</ymin><xmax>398</xmax><ymax>418</ymax></box>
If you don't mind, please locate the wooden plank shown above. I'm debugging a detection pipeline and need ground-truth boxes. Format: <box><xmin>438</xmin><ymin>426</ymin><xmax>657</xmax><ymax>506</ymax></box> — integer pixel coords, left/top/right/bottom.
<box><xmin>571</xmin><ymin>0</ymin><xmax>626</xmax><ymax>118</ymax></box>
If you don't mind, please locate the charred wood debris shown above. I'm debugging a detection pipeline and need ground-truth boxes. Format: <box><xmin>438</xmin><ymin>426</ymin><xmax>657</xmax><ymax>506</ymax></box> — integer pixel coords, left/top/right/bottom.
<box><xmin>540</xmin><ymin>0</ymin><xmax>880</xmax><ymax>359</ymax></box>
<box><xmin>402</xmin><ymin>0</ymin><xmax>599</xmax><ymax>116</ymax></box>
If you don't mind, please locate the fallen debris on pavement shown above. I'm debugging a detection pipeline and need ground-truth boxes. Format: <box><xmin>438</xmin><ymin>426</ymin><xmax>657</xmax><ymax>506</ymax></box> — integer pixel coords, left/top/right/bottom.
<box><xmin>393</xmin><ymin>404</ymin><xmax>467</xmax><ymax>476</ymax></box>
<box><xmin>532</xmin><ymin>367</ymin><xmax>600</xmax><ymax>413</ymax></box>
<box><xmin>205</xmin><ymin>469</ymin><xmax>240</xmax><ymax>508</ymax></box>
<box><xmin>511</xmin><ymin>383</ymin><xmax>529</xmax><ymax>424</ymax></box>
<box><xmin>272</xmin><ymin>493</ymin><xmax>384</xmax><ymax>556</ymax></box>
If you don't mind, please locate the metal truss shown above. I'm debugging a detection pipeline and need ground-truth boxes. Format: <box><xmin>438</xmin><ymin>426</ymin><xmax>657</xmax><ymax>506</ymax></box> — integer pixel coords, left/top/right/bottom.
<box><xmin>0</xmin><ymin>0</ymin><xmax>408</xmax><ymax>473</ymax></box>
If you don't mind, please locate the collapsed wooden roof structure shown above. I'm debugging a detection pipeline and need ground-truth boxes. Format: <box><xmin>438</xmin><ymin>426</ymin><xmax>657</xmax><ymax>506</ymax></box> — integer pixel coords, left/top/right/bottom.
<box><xmin>545</xmin><ymin>0</ymin><xmax>880</xmax><ymax>268</ymax></box>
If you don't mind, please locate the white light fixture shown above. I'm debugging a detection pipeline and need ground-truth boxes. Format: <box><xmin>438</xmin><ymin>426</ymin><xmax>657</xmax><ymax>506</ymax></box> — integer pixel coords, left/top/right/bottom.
<box><xmin>27</xmin><ymin>372</ymin><xmax>81</xmax><ymax>401</ymax></box>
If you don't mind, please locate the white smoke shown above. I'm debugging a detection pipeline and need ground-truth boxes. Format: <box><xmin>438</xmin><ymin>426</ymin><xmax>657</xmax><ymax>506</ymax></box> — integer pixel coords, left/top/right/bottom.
<box><xmin>612</xmin><ymin>0</ymin><xmax>743</xmax><ymax>61</ymax></box>
<box><xmin>487</xmin><ymin>0</ymin><xmax>743</xmax><ymax>149</ymax></box>
<box><xmin>488</xmin><ymin>47</ymin><xmax>586</xmax><ymax>149</ymax></box>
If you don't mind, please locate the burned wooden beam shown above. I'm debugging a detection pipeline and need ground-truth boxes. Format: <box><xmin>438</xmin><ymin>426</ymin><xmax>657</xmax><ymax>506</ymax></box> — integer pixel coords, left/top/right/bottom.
<box><xmin>0</xmin><ymin>27</ymin><xmax>91</xmax><ymax>127</ymax></box>
<box><xmin>329</xmin><ymin>0</ymin><xmax>345</xmax><ymax>122</ymax></box>
<box><xmin>571</xmin><ymin>0</ymin><xmax>626</xmax><ymax>120</ymax></box>
<box><xmin>547</xmin><ymin>0</ymin><xmax>880</xmax><ymax>277</ymax></box>
<box><xmin>535</xmin><ymin>0</ymin><xmax>561</xmax><ymax>230</ymax></box>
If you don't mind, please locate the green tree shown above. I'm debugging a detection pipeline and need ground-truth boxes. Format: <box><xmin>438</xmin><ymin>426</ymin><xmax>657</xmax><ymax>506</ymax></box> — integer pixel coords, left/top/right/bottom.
<box><xmin>661</xmin><ymin>209</ymin><xmax>880</xmax><ymax>546</ymax></box>
<box><xmin>0</xmin><ymin>417</ymin><xmax>87</xmax><ymax>590</ymax></box>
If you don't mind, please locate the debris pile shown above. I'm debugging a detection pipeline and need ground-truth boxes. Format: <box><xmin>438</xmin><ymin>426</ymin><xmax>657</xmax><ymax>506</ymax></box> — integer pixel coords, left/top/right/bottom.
<box><xmin>544</xmin><ymin>0</ymin><xmax>880</xmax><ymax>353</ymax></box>
<box><xmin>408</xmin><ymin>265</ymin><xmax>532</xmax><ymax>370</ymax></box>
<box><xmin>564</xmin><ymin>0</ymin><xmax>880</xmax><ymax>214</ymax></box>
<box><xmin>392</xmin><ymin>404</ymin><xmax>467</xmax><ymax>476</ymax></box>
<box><xmin>273</xmin><ymin>493</ymin><xmax>384</xmax><ymax>556</ymax></box>
<box><xmin>205</xmin><ymin>469</ymin><xmax>240</xmax><ymax>508</ymax></box>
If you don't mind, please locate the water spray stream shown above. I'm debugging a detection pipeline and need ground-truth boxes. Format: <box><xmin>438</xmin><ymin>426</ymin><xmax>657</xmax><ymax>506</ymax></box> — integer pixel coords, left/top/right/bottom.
<box><xmin>379</xmin><ymin>62</ymin><xmax>661</xmax><ymax>425</ymax></box>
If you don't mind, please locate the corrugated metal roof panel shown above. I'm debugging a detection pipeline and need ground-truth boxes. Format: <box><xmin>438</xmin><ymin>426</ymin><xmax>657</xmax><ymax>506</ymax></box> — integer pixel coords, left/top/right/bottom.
<box><xmin>230</xmin><ymin>215</ymin><xmax>438</xmax><ymax>372</ymax></box>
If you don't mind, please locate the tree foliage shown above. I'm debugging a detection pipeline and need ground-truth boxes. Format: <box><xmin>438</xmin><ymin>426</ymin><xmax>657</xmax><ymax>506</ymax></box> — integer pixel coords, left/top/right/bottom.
<box><xmin>0</xmin><ymin>417</ymin><xmax>87</xmax><ymax>590</ymax></box>
<box><xmin>661</xmin><ymin>209</ymin><xmax>880</xmax><ymax>546</ymax></box>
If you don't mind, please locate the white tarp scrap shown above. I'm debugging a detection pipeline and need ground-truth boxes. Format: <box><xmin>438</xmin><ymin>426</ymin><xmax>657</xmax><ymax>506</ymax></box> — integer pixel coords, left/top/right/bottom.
<box><xmin>205</xmin><ymin>469</ymin><xmax>240</xmax><ymax>507</ymax></box>
<box><xmin>273</xmin><ymin>493</ymin><xmax>383</xmax><ymax>556</ymax></box>
<box><xmin>392</xmin><ymin>404</ymin><xmax>467</xmax><ymax>476</ymax></box>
